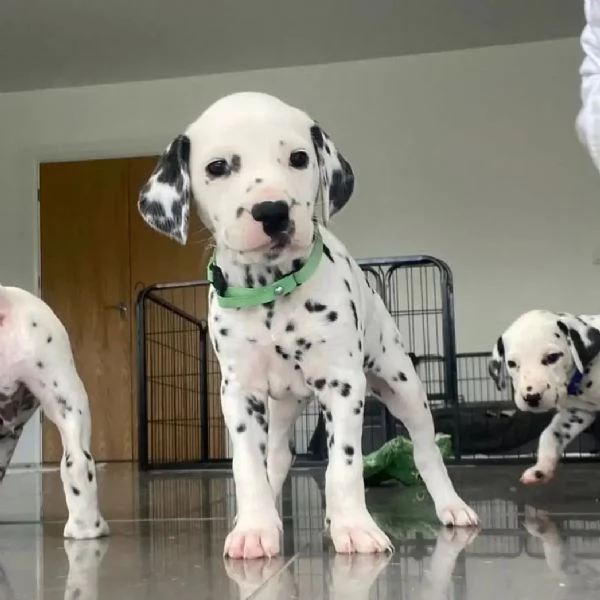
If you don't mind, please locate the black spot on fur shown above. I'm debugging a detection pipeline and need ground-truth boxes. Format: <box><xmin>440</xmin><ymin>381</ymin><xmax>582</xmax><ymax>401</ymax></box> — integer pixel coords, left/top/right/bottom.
<box><xmin>305</xmin><ymin>300</ymin><xmax>327</xmax><ymax>313</ymax></box>
<box><xmin>231</xmin><ymin>154</ymin><xmax>241</xmax><ymax>172</ymax></box>
<box><xmin>88</xmin><ymin>471</ymin><xmax>93</xmax><ymax>482</ymax></box>
<box><xmin>586</xmin><ymin>380</ymin><xmax>593</xmax><ymax>388</ymax></box>
<box><xmin>275</xmin><ymin>345</ymin><xmax>290</xmax><ymax>360</ymax></box>
<box><xmin>265</xmin><ymin>310</ymin><xmax>274</xmax><ymax>329</ymax></box>
<box><xmin>340</xmin><ymin>383</ymin><xmax>352</xmax><ymax>397</ymax></box>
<box><xmin>286</xmin><ymin>321</ymin><xmax>295</xmax><ymax>332</ymax></box>
<box><xmin>323</xmin><ymin>244</ymin><xmax>335</xmax><ymax>263</ymax></box>
<box><xmin>244</xmin><ymin>267</ymin><xmax>254</xmax><ymax>288</ymax></box>
<box><xmin>398</xmin><ymin>372</ymin><xmax>407</xmax><ymax>382</ymax></box>
<box><xmin>325</xmin><ymin>411</ymin><xmax>332</xmax><ymax>422</ymax></box>
<box><xmin>219</xmin><ymin>328</ymin><xmax>229</xmax><ymax>337</ymax></box>
<box><xmin>71</xmin><ymin>486</ymin><xmax>80</xmax><ymax>496</ymax></box>
<box><xmin>236</xmin><ymin>206</ymin><xmax>244</xmax><ymax>218</ymax></box>
<box><xmin>236</xmin><ymin>423</ymin><xmax>246</xmax><ymax>433</ymax></box>
<box><xmin>247</xmin><ymin>395</ymin><xmax>265</xmax><ymax>415</ymax></box>
<box><xmin>315</xmin><ymin>378</ymin><xmax>326</xmax><ymax>390</ymax></box>
<box><xmin>327</xmin><ymin>311</ymin><xmax>338</xmax><ymax>322</ymax></box>
<box><xmin>47</xmin><ymin>335</ymin><xmax>52</xmax><ymax>343</ymax></box>
<box><xmin>349</xmin><ymin>301</ymin><xmax>359</xmax><ymax>330</ymax></box>
<box><xmin>36</xmin><ymin>361</ymin><xmax>43</xmax><ymax>369</ymax></box>
<box><xmin>259</xmin><ymin>442</ymin><xmax>266</xmax><ymax>456</ymax></box>
<box><xmin>84</xmin><ymin>450</ymin><xmax>92</xmax><ymax>461</ymax></box>
<box><xmin>343</xmin><ymin>445</ymin><xmax>355</xmax><ymax>456</ymax></box>
<box><xmin>310</xmin><ymin>125</ymin><xmax>324</xmax><ymax>149</ymax></box>
<box><xmin>496</xmin><ymin>336</ymin><xmax>505</xmax><ymax>358</ymax></box>
<box><xmin>534</xmin><ymin>470</ymin><xmax>544</xmax><ymax>479</ymax></box>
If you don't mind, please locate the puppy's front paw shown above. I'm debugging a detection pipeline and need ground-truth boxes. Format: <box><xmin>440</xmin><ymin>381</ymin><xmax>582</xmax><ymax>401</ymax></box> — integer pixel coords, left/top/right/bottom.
<box><xmin>436</xmin><ymin>497</ymin><xmax>479</xmax><ymax>528</ymax></box>
<box><xmin>520</xmin><ymin>465</ymin><xmax>554</xmax><ymax>485</ymax></box>
<box><xmin>224</xmin><ymin>513</ymin><xmax>282</xmax><ymax>560</ymax></box>
<box><xmin>64</xmin><ymin>515</ymin><xmax>109</xmax><ymax>540</ymax></box>
<box><xmin>328</xmin><ymin>511</ymin><xmax>393</xmax><ymax>554</ymax></box>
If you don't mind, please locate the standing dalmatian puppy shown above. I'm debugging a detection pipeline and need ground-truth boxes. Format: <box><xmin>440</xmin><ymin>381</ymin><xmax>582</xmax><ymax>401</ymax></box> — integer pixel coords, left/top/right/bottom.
<box><xmin>0</xmin><ymin>286</ymin><xmax>108</xmax><ymax>539</ymax></box>
<box><xmin>138</xmin><ymin>92</ymin><xmax>478</xmax><ymax>558</ymax></box>
<box><xmin>489</xmin><ymin>309</ymin><xmax>600</xmax><ymax>484</ymax></box>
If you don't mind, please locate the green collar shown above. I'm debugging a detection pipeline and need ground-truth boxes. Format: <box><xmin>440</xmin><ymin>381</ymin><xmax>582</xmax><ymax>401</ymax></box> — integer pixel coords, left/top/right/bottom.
<box><xmin>207</xmin><ymin>232</ymin><xmax>324</xmax><ymax>309</ymax></box>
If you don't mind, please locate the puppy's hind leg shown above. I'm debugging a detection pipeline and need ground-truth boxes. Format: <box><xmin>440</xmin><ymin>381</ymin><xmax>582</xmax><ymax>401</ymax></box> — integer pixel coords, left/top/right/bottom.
<box><xmin>22</xmin><ymin>354</ymin><xmax>108</xmax><ymax>539</ymax></box>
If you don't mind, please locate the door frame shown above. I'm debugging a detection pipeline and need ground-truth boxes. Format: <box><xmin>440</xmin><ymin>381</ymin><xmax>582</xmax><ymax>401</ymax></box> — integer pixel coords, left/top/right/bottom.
<box><xmin>31</xmin><ymin>136</ymin><xmax>166</xmax><ymax>465</ymax></box>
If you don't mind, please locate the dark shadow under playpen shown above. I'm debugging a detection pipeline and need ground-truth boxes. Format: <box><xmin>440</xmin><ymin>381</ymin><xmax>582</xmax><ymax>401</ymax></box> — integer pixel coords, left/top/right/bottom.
<box><xmin>135</xmin><ymin>255</ymin><xmax>600</xmax><ymax>471</ymax></box>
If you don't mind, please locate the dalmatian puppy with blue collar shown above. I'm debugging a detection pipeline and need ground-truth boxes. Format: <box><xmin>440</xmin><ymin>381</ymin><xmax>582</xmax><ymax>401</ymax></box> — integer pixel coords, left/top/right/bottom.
<box><xmin>0</xmin><ymin>286</ymin><xmax>108</xmax><ymax>539</ymax></box>
<box><xmin>138</xmin><ymin>91</ymin><xmax>478</xmax><ymax>559</ymax></box>
<box><xmin>489</xmin><ymin>309</ymin><xmax>600</xmax><ymax>485</ymax></box>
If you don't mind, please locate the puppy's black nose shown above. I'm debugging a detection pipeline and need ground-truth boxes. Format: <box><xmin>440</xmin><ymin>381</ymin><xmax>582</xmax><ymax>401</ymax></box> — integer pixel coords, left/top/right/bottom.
<box><xmin>524</xmin><ymin>393</ymin><xmax>541</xmax><ymax>408</ymax></box>
<box><xmin>251</xmin><ymin>201</ymin><xmax>290</xmax><ymax>236</ymax></box>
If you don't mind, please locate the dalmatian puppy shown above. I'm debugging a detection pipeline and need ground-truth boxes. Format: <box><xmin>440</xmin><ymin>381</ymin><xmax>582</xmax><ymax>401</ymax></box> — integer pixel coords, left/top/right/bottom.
<box><xmin>138</xmin><ymin>91</ymin><xmax>478</xmax><ymax>558</ymax></box>
<box><xmin>0</xmin><ymin>286</ymin><xmax>108</xmax><ymax>539</ymax></box>
<box><xmin>489</xmin><ymin>309</ymin><xmax>600</xmax><ymax>485</ymax></box>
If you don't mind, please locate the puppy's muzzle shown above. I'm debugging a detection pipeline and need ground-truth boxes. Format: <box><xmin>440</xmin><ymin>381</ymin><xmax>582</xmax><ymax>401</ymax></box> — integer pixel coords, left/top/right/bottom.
<box><xmin>251</xmin><ymin>200</ymin><xmax>290</xmax><ymax>237</ymax></box>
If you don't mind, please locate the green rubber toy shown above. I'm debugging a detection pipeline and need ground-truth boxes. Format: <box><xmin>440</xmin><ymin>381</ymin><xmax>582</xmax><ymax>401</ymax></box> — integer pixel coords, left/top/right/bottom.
<box><xmin>363</xmin><ymin>433</ymin><xmax>452</xmax><ymax>487</ymax></box>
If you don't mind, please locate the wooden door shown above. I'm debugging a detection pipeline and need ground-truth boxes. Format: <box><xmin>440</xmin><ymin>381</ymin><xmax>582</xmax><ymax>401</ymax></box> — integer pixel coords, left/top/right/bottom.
<box><xmin>40</xmin><ymin>159</ymin><xmax>133</xmax><ymax>462</ymax></box>
<box><xmin>40</xmin><ymin>156</ymin><xmax>224</xmax><ymax>465</ymax></box>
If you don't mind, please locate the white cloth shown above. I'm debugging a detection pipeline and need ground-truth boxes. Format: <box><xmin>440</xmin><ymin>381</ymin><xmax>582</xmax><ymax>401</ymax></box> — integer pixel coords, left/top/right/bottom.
<box><xmin>577</xmin><ymin>0</ymin><xmax>600</xmax><ymax>172</ymax></box>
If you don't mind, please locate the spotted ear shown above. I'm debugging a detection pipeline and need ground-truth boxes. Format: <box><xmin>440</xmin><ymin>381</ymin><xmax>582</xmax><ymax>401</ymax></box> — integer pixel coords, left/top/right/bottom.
<box><xmin>138</xmin><ymin>134</ymin><xmax>192</xmax><ymax>245</ymax></box>
<box><xmin>556</xmin><ymin>313</ymin><xmax>600</xmax><ymax>374</ymax></box>
<box><xmin>488</xmin><ymin>336</ymin><xmax>507</xmax><ymax>391</ymax></box>
<box><xmin>310</xmin><ymin>124</ymin><xmax>354</xmax><ymax>224</ymax></box>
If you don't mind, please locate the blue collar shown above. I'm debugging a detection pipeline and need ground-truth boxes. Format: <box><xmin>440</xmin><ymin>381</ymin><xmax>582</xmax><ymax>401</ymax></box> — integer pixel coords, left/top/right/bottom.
<box><xmin>567</xmin><ymin>370</ymin><xmax>584</xmax><ymax>396</ymax></box>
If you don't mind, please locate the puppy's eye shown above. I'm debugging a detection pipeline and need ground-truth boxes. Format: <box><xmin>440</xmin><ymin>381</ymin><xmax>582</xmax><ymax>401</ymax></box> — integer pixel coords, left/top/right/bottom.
<box><xmin>206</xmin><ymin>159</ymin><xmax>230</xmax><ymax>178</ymax></box>
<box><xmin>289</xmin><ymin>150</ymin><xmax>309</xmax><ymax>169</ymax></box>
<box><xmin>507</xmin><ymin>360</ymin><xmax>517</xmax><ymax>369</ymax></box>
<box><xmin>542</xmin><ymin>352</ymin><xmax>563</xmax><ymax>366</ymax></box>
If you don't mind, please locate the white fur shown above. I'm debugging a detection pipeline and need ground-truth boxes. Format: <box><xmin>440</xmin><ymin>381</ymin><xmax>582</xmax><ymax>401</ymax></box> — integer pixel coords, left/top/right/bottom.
<box><xmin>490</xmin><ymin>309</ymin><xmax>600</xmax><ymax>484</ymax></box>
<box><xmin>0</xmin><ymin>286</ymin><xmax>108</xmax><ymax>539</ymax></box>
<box><xmin>138</xmin><ymin>92</ymin><xmax>478</xmax><ymax>558</ymax></box>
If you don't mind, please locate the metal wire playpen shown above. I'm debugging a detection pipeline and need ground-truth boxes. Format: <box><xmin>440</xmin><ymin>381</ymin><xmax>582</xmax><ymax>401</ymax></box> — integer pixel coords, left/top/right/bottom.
<box><xmin>136</xmin><ymin>255</ymin><xmax>600</xmax><ymax>470</ymax></box>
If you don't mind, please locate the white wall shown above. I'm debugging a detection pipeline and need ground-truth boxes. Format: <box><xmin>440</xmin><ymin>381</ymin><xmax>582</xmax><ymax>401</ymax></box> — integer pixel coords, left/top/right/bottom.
<box><xmin>0</xmin><ymin>37</ymin><xmax>597</xmax><ymax>464</ymax></box>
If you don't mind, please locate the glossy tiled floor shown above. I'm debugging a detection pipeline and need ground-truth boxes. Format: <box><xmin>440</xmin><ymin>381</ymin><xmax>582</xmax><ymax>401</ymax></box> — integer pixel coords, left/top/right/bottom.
<box><xmin>1</xmin><ymin>463</ymin><xmax>600</xmax><ymax>598</ymax></box>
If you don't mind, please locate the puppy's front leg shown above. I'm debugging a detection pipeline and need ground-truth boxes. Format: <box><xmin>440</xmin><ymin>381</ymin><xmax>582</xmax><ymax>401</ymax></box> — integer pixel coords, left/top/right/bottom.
<box><xmin>521</xmin><ymin>408</ymin><xmax>595</xmax><ymax>484</ymax></box>
<box><xmin>318</xmin><ymin>372</ymin><xmax>392</xmax><ymax>554</ymax></box>
<box><xmin>221</xmin><ymin>383</ymin><xmax>282</xmax><ymax>559</ymax></box>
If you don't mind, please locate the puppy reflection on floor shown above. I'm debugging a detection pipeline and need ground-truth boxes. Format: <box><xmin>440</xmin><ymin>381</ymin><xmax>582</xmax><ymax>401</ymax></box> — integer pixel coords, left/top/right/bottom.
<box><xmin>524</xmin><ymin>510</ymin><xmax>600</xmax><ymax>592</ymax></box>
<box><xmin>62</xmin><ymin>538</ymin><xmax>109</xmax><ymax>600</ymax></box>
<box><xmin>0</xmin><ymin>538</ymin><xmax>107</xmax><ymax>600</ymax></box>
<box><xmin>224</xmin><ymin>525</ymin><xmax>478</xmax><ymax>600</ymax></box>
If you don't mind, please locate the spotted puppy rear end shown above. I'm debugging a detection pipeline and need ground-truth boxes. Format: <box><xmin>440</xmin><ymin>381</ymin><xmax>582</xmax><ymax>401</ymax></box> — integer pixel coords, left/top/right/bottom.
<box><xmin>0</xmin><ymin>286</ymin><xmax>108</xmax><ymax>539</ymax></box>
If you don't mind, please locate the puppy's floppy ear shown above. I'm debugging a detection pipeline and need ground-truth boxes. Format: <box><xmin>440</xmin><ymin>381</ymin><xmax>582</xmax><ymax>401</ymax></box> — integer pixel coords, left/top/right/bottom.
<box><xmin>310</xmin><ymin>124</ymin><xmax>354</xmax><ymax>224</ymax></box>
<box><xmin>556</xmin><ymin>313</ymin><xmax>600</xmax><ymax>373</ymax></box>
<box><xmin>488</xmin><ymin>336</ymin><xmax>507</xmax><ymax>391</ymax></box>
<box><xmin>138</xmin><ymin>134</ymin><xmax>192</xmax><ymax>245</ymax></box>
